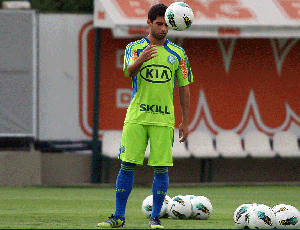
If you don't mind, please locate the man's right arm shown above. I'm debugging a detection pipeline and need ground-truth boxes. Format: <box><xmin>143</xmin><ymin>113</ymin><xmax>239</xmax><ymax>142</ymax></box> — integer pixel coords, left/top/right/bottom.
<box><xmin>126</xmin><ymin>56</ymin><xmax>145</xmax><ymax>78</ymax></box>
<box><xmin>126</xmin><ymin>44</ymin><xmax>158</xmax><ymax>78</ymax></box>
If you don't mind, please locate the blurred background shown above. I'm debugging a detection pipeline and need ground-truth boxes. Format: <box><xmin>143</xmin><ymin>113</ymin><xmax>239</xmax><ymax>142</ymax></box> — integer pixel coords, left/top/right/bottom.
<box><xmin>1</xmin><ymin>0</ymin><xmax>300</xmax><ymax>187</ymax></box>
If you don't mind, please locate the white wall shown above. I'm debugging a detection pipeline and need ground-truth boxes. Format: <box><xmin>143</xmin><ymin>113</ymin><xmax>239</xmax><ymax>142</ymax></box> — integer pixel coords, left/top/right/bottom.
<box><xmin>39</xmin><ymin>14</ymin><xmax>92</xmax><ymax>141</ymax></box>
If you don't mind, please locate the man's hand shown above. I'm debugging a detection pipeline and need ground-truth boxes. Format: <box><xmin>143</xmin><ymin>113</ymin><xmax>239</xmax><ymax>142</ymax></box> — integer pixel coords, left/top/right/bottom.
<box><xmin>126</xmin><ymin>45</ymin><xmax>157</xmax><ymax>77</ymax></box>
<box><xmin>139</xmin><ymin>44</ymin><xmax>158</xmax><ymax>62</ymax></box>
<box><xmin>179</xmin><ymin>123</ymin><xmax>189</xmax><ymax>143</ymax></box>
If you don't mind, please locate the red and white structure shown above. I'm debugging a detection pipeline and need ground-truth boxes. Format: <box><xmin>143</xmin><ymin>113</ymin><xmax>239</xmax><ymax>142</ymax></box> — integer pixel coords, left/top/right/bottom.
<box><xmin>90</xmin><ymin>0</ymin><xmax>300</xmax><ymax>138</ymax></box>
<box><xmin>3</xmin><ymin>1</ymin><xmax>300</xmax><ymax>141</ymax></box>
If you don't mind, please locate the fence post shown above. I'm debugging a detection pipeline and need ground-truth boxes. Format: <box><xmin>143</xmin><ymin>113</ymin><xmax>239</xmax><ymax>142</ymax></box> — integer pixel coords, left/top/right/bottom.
<box><xmin>91</xmin><ymin>28</ymin><xmax>102</xmax><ymax>183</ymax></box>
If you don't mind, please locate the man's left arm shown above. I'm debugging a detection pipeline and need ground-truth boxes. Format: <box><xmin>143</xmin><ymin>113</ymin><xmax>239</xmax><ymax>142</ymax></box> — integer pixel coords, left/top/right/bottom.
<box><xmin>178</xmin><ymin>85</ymin><xmax>190</xmax><ymax>143</ymax></box>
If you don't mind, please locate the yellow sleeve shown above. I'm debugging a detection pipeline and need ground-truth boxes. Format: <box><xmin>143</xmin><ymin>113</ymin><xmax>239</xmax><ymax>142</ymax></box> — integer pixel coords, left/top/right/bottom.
<box><xmin>123</xmin><ymin>43</ymin><xmax>138</xmax><ymax>78</ymax></box>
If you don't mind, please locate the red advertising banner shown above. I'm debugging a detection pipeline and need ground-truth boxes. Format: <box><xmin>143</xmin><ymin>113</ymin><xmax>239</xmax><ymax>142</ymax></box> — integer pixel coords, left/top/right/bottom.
<box><xmin>79</xmin><ymin>23</ymin><xmax>300</xmax><ymax>137</ymax></box>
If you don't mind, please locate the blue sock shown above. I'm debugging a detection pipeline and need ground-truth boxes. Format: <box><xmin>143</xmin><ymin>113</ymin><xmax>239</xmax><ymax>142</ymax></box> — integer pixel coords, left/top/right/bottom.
<box><xmin>151</xmin><ymin>166</ymin><xmax>169</xmax><ymax>219</ymax></box>
<box><xmin>114</xmin><ymin>161</ymin><xmax>136</xmax><ymax>221</ymax></box>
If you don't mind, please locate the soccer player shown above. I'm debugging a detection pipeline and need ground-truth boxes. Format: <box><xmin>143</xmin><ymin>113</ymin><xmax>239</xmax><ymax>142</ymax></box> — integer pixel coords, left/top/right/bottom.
<box><xmin>97</xmin><ymin>3</ymin><xmax>193</xmax><ymax>229</ymax></box>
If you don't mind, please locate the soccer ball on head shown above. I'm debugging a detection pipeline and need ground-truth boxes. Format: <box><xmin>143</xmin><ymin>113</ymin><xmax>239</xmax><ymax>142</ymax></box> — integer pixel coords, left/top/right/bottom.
<box><xmin>190</xmin><ymin>196</ymin><xmax>213</xmax><ymax>220</ymax></box>
<box><xmin>168</xmin><ymin>195</ymin><xmax>192</xmax><ymax>219</ymax></box>
<box><xmin>142</xmin><ymin>194</ymin><xmax>171</xmax><ymax>218</ymax></box>
<box><xmin>165</xmin><ymin>2</ymin><xmax>194</xmax><ymax>31</ymax></box>
<box><xmin>246</xmin><ymin>204</ymin><xmax>276</xmax><ymax>229</ymax></box>
<box><xmin>272</xmin><ymin>204</ymin><xmax>300</xmax><ymax>229</ymax></box>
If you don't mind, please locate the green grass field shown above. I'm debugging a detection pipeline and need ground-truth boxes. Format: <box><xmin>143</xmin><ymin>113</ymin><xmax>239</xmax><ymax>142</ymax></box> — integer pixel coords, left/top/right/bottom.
<box><xmin>0</xmin><ymin>185</ymin><xmax>299</xmax><ymax>229</ymax></box>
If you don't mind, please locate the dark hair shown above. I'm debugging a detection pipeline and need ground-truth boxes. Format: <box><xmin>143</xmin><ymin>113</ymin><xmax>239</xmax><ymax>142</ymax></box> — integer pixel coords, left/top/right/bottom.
<box><xmin>148</xmin><ymin>3</ymin><xmax>167</xmax><ymax>22</ymax></box>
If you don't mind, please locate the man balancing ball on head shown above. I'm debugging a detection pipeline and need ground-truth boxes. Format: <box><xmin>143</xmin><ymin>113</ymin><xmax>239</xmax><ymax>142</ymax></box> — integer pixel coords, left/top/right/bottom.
<box><xmin>97</xmin><ymin>3</ymin><xmax>194</xmax><ymax>229</ymax></box>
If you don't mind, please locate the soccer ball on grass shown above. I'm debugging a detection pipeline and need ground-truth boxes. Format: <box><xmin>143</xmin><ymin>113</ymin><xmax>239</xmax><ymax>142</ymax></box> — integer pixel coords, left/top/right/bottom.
<box><xmin>272</xmin><ymin>204</ymin><xmax>300</xmax><ymax>229</ymax></box>
<box><xmin>161</xmin><ymin>195</ymin><xmax>171</xmax><ymax>218</ymax></box>
<box><xmin>168</xmin><ymin>195</ymin><xmax>192</xmax><ymax>219</ymax></box>
<box><xmin>165</xmin><ymin>2</ymin><xmax>194</xmax><ymax>31</ymax></box>
<box><xmin>142</xmin><ymin>194</ymin><xmax>171</xmax><ymax>218</ymax></box>
<box><xmin>186</xmin><ymin>194</ymin><xmax>196</xmax><ymax>200</ymax></box>
<box><xmin>233</xmin><ymin>203</ymin><xmax>257</xmax><ymax>229</ymax></box>
<box><xmin>246</xmin><ymin>204</ymin><xmax>276</xmax><ymax>229</ymax></box>
<box><xmin>190</xmin><ymin>196</ymin><xmax>213</xmax><ymax>220</ymax></box>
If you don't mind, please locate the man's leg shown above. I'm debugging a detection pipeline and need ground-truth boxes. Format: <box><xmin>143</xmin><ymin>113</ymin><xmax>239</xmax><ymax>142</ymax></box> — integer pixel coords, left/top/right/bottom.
<box><xmin>148</xmin><ymin>126</ymin><xmax>173</xmax><ymax>229</ymax></box>
<box><xmin>114</xmin><ymin>161</ymin><xmax>136</xmax><ymax>220</ymax></box>
<box><xmin>98</xmin><ymin>123</ymin><xmax>147</xmax><ymax>228</ymax></box>
<box><xmin>149</xmin><ymin>166</ymin><xmax>169</xmax><ymax>229</ymax></box>
<box><xmin>115</xmin><ymin>123</ymin><xmax>147</xmax><ymax>221</ymax></box>
<box><xmin>97</xmin><ymin>161</ymin><xmax>135</xmax><ymax>228</ymax></box>
<box><xmin>151</xmin><ymin>166</ymin><xmax>169</xmax><ymax>219</ymax></box>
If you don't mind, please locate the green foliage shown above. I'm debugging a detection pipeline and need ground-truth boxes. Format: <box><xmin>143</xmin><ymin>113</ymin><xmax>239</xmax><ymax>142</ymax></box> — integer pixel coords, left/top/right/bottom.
<box><xmin>0</xmin><ymin>0</ymin><xmax>93</xmax><ymax>13</ymax></box>
<box><xmin>0</xmin><ymin>185</ymin><xmax>299</xmax><ymax>229</ymax></box>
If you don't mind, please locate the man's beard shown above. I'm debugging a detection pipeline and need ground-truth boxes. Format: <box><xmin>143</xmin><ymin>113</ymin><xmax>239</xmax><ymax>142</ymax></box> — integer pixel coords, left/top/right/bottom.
<box><xmin>151</xmin><ymin>29</ymin><xmax>167</xmax><ymax>40</ymax></box>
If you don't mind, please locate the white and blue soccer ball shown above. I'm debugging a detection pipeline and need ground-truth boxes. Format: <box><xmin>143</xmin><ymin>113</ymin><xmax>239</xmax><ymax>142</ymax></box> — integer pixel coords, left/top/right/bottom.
<box><xmin>272</xmin><ymin>204</ymin><xmax>288</xmax><ymax>214</ymax></box>
<box><xmin>272</xmin><ymin>204</ymin><xmax>300</xmax><ymax>229</ymax></box>
<box><xmin>190</xmin><ymin>196</ymin><xmax>213</xmax><ymax>220</ymax></box>
<box><xmin>142</xmin><ymin>194</ymin><xmax>171</xmax><ymax>218</ymax></box>
<box><xmin>165</xmin><ymin>2</ymin><xmax>194</xmax><ymax>31</ymax></box>
<box><xmin>233</xmin><ymin>203</ymin><xmax>257</xmax><ymax>229</ymax></box>
<box><xmin>186</xmin><ymin>194</ymin><xmax>197</xmax><ymax>200</ymax></box>
<box><xmin>161</xmin><ymin>195</ymin><xmax>171</xmax><ymax>218</ymax></box>
<box><xmin>246</xmin><ymin>204</ymin><xmax>276</xmax><ymax>229</ymax></box>
<box><xmin>168</xmin><ymin>195</ymin><xmax>192</xmax><ymax>219</ymax></box>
